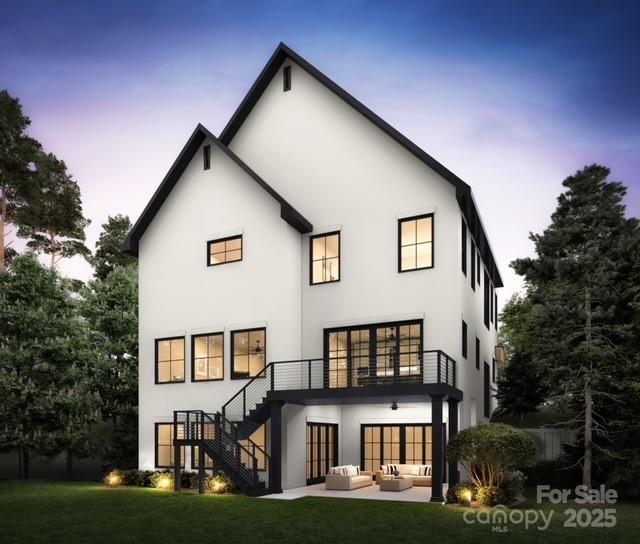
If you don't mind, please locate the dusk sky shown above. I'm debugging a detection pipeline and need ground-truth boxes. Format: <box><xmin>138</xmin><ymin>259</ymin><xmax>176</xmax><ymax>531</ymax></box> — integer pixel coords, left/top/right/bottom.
<box><xmin>2</xmin><ymin>0</ymin><xmax>639</xmax><ymax>303</ymax></box>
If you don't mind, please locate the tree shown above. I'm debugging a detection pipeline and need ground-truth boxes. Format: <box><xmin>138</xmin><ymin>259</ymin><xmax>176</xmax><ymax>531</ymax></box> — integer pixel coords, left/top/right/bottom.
<box><xmin>81</xmin><ymin>265</ymin><xmax>138</xmax><ymax>468</ymax></box>
<box><xmin>93</xmin><ymin>214</ymin><xmax>135</xmax><ymax>280</ymax></box>
<box><xmin>15</xmin><ymin>151</ymin><xmax>90</xmax><ymax>268</ymax></box>
<box><xmin>512</xmin><ymin>164</ymin><xmax>640</xmax><ymax>489</ymax></box>
<box><xmin>495</xmin><ymin>295</ymin><xmax>548</xmax><ymax>417</ymax></box>
<box><xmin>0</xmin><ymin>254</ymin><xmax>99</xmax><ymax>477</ymax></box>
<box><xmin>0</xmin><ymin>90</ymin><xmax>41</xmax><ymax>272</ymax></box>
<box><xmin>447</xmin><ymin>423</ymin><xmax>537</xmax><ymax>488</ymax></box>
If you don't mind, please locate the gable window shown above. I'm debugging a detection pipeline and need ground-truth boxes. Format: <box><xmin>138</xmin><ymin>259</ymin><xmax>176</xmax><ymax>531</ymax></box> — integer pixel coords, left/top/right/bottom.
<box><xmin>283</xmin><ymin>65</ymin><xmax>291</xmax><ymax>91</ymax></box>
<box><xmin>461</xmin><ymin>320</ymin><xmax>468</xmax><ymax>359</ymax></box>
<box><xmin>461</xmin><ymin>219</ymin><xmax>467</xmax><ymax>275</ymax></box>
<box><xmin>470</xmin><ymin>241</ymin><xmax>476</xmax><ymax>291</ymax></box>
<box><xmin>191</xmin><ymin>333</ymin><xmax>224</xmax><ymax>381</ymax></box>
<box><xmin>475</xmin><ymin>337</ymin><xmax>480</xmax><ymax>370</ymax></box>
<box><xmin>399</xmin><ymin>214</ymin><xmax>433</xmax><ymax>272</ymax></box>
<box><xmin>231</xmin><ymin>328</ymin><xmax>266</xmax><ymax>379</ymax></box>
<box><xmin>207</xmin><ymin>235</ymin><xmax>242</xmax><ymax>266</ymax></box>
<box><xmin>203</xmin><ymin>144</ymin><xmax>211</xmax><ymax>170</ymax></box>
<box><xmin>484</xmin><ymin>270</ymin><xmax>490</xmax><ymax>329</ymax></box>
<box><xmin>477</xmin><ymin>251</ymin><xmax>481</xmax><ymax>285</ymax></box>
<box><xmin>155</xmin><ymin>337</ymin><xmax>185</xmax><ymax>383</ymax></box>
<box><xmin>310</xmin><ymin>232</ymin><xmax>340</xmax><ymax>284</ymax></box>
<box><xmin>155</xmin><ymin>423</ymin><xmax>185</xmax><ymax>468</ymax></box>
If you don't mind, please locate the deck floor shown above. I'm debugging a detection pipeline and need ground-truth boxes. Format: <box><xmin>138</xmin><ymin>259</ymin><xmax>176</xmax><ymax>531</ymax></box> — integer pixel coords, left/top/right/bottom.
<box><xmin>259</xmin><ymin>482</ymin><xmax>447</xmax><ymax>502</ymax></box>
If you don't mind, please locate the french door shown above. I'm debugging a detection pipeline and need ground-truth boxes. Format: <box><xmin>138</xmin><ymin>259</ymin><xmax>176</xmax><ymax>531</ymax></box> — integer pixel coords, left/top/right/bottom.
<box><xmin>306</xmin><ymin>423</ymin><xmax>338</xmax><ymax>485</ymax></box>
<box><xmin>324</xmin><ymin>320</ymin><xmax>423</xmax><ymax>388</ymax></box>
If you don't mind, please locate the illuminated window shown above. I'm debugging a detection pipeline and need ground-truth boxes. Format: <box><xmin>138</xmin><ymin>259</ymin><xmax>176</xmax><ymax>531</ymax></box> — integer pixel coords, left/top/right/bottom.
<box><xmin>231</xmin><ymin>328</ymin><xmax>266</xmax><ymax>379</ymax></box>
<box><xmin>399</xmin><ymin>214</ymin><xmax>433</xmax><ymax>272</ymax></box>
<box><xmin>191</xmin><ymin>333</ymin><xmax>223</xmax><ymax>381</ymax></box>
<box><xmin>310</xmin><ymin>232</ymin><xmax>340</xmax><ymax>284</ymax></box>
<box><xmin>155</xmin><ymin>337</ymin><xmax>185</xmax><ymax>383</ymax></box>
<box><xmin>240</xmin><ymin>425</ymin><xmax>267</xmax><ymax>471</ymax></box>
<box><xmin>207</xmin><ymin>235</ymin><xmax>242</xmax><ymax>266</ymax></box>
<box><xmin>155</xmin><ymin>423</ymin><xmax>185</xmax><ymax>468</ymax></box>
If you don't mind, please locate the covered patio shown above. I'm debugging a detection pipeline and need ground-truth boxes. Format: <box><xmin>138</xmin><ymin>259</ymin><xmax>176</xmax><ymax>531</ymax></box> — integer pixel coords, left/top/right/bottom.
<box><xmin>259</xmin><ymin>481</ymin><xmax>449</xmax><ymax>503</ymax></box>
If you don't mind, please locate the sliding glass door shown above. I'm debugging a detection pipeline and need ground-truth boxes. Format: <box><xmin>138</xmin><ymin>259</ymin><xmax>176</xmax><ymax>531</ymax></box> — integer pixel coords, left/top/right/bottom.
<box><xmin>325</xmin><ymin>320</ymin><xmax>422</xmax><ymax>388</ymax></box>
<box><xmin>306</xmin><ymin>423</ymin><xmax>338</xmax><ymax>485</ymax></box>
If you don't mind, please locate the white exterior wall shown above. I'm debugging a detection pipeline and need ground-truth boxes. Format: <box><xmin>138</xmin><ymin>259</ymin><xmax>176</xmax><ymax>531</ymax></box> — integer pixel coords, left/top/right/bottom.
<box><xmin>136</xmin><ymin>56</ymin><xmax>500</xmax><ymax>482</ymax></box>
<box><xmin>138</xmin><ymin>141</ymin><xmax>302</xmax><ymax>470</ymax></box>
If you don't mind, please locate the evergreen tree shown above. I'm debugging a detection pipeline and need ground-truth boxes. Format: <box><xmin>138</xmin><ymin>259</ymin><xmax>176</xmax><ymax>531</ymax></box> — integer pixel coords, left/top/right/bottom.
<box><xmin>0</xmin><ymin>254</ymin><xmax>99</xmax><ymax>477</ymax></box>
<box><xmin>512</xmin><ymin>164</ymin><xmax>640</xmax><ymax>489</ymax></box>
<box><xmin>16</xmin><ymin>151</ymin><xmax>90</xmax><ymax>268</ymax></box>
<box><xmin>0</xmin><ymin>90</ymin><xmax>41</xmax><ymax>272</ymax></box>
<box><xmin>495</xmin><ymin>295</ymin><xmax>548</xmax><ymax>417</ymax></box>
<box><xmin>81</xmin><ymin>265</ymin><xmax>138</xmax><ymax>468</ymax></box>
<box><xmin>93</xmin><ymin>214</ymin><xmax>135</xmax><ymax>280</ymax></box>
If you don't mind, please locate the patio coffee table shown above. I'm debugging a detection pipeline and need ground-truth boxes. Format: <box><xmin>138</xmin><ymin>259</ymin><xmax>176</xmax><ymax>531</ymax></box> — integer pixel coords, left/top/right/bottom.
<box><xmin>379</xmin><ymin>477</ymin><xmax>413</xmax><ymax>492</ymax></box>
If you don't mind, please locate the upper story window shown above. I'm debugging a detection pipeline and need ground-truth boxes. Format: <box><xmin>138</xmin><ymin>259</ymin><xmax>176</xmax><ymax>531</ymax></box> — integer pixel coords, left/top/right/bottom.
<box><xmin>475</xmin><ymin>337</ymin><xmax>480</xmax><ymax>370</ymax></box>
<box><xmin>203</xmin><ymin>144</ymin><xmax>211</xmax><ymax>170</ymax></box>
<box><xmin>477</xmin><ymin>250</ymin><xmax>481</xmax><ymax>285</ymax></box>
<box><xmin>231</xmin><ymin>328</ymin><xmax>266</xmax><ymax>379</ymax></box>
<box><xmin>207</xmin><ymin>235</ymin><xmax>242</xmax><ymax>266</ymax></box>
<box><xmin>192</xmin><ymin>333</ymin><xmax>224</xmax><ymax>381</ymax></box>
<box><xmin>470</xmin><ymin>241</ymin><xmax>476</xmax><ymax>291</ymax></box>
<box><xmin>461</xmin><ymin>219</ymin><xmax>467</xmax><ymax>276</ymax></box>
<box><xmin>483</xmin><ymin>270</ymin><xmax>490</xmax><ymax>329</ymax></box>
<box><xmin>310</xmin><ymin>232</ymin><xmax>340</xmax><ymax>284</ymax></box>
<box><xmin>155</xmin><ymin>337</ymin><xmax>185</xmax><ymax>384</ymax></box>
<box><xmin>461</xmin><ymin>320</ymin><xmax>468</xmax><ymax>359</ymax></box>
<box><xmin>399</xmin><ymin>214</ymin><xmax>433</xmax><ymax>272</ymax></box>
<box><xmin>283</xmin><ymin>65</ymin><xmax>292</xmax><ymax>91</ymax></box>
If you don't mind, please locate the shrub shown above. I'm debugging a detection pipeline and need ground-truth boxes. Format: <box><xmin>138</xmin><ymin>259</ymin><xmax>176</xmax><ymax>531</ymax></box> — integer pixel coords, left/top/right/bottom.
<box><xmin>181</xmin><ymin>471</ymin><xmax>199</xmax><ymax>489</ymax></box>
<box><xmin>477</xmin><ymin>485</ymin><xmax>500</xmax><ymax>506</ymax></box>
<box><xmin>136</xmin><ymin>470</ymin><xmax>157</xmax><ymax>487</ymax></box>
<box><xmin>447</xmin><ymin>423</ymin><xmax>537</xmax><ymax>488</ymax></box>
<box><xmin>445</xmin><ymin>482</ymin><xmax>476</xmax><ymax>504</ymax></box>
<box><xmin>497</xmin><ymin>470</ymin><xmax>526</xmax><ymax>505</ymax></box>
<box><xmin>122</xmin><ymin>469</ymin><xmax>141</xmax><ymax>486</ymax></box>
<box><xmin>150</xmin><ymin>471</ymin><xmax>174</xmax><ymax>490</ymax></box>
<box><xmin>205</xmin><ymin>473</ymin><xmax>236</xmax><ymax>494</ymax></box>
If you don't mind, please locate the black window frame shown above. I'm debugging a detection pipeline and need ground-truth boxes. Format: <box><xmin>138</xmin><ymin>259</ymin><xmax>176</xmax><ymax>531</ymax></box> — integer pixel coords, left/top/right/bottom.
<box><xmin>203</xmin><ymin>144</ymin><xmax>211</xmax><ymax>170</ymax></box>
<box><xmin>475</xmin><ymin>337</ymin><xmax>480</xmax><ymax>370</ymax></box>
<box><xmin>155</xmin><ymin>336</ymin><xmax>186</xmax><ymax>384</ymax></box>
<box><xmin>484</xmin><ymin>362</ymin><xmax>490</xmax><ymax>418</ymax></box>
<box><xmin>490</xmin><ymin>282</ymin><xmax>495</xmax><ymax>324</ymax></box>
<box><xmin>461</xmin><ymin>219</ymin><xmax>467</xmax><ymax>276</ymax></box>
<box><xmin>283</xmin><ymin>65</ymin><xmax>291</xmax><ymax>91</ymax></box>
<box><xmin>230</xmin><ymin>327</ymin><xmax>266</xmax><ymax>380</ymax></box>
<box><xmin>191</xmin><ymin>332</ymin><xmax>224</xmax><ymax>382</ymax></box>
<box><xmin>462</xmin><ymin>320</ymin><xmax>468</xmax><ymax>359</ymax></box>
<box><xmin>155</xmin><ymin>422</ymin><xmax>185</xmax><ymax>469</ymax></box>
<box><xmin>477</xmin><ymin>251</ymin><xmax>481</xmax><ymax>285</ymax></box>
<box><xmin>492</xmin><ymin>358</ymin><xmax>497</xmax><ymax>384</ymax></box>
<box><xmin>470</xmin><ymin>240</ymin><xmax>476</xmax><ymax>291</ymax></box>
<box><xmin>484</xmin><ymin>270</ymin><xmax>490</xmax><ymax>329</ymax></box>
<box><xmin>310</xmin><ymin>231</ymin><xmax>341</xmax><ymax>285</ymax></box>
<box><xmin>398</xmin><ymin>213</ymin><xmax>435</xmax><ymax>273</ymax></box>
<box><xmin>495</xmin><ymin>292</ymin><xmax>498</xmax><ymax>330</ymax></box>
<box><xmin>207</xmin><ymin>234</ymin><xmax>243</xmax><ymax>267</ymax></box>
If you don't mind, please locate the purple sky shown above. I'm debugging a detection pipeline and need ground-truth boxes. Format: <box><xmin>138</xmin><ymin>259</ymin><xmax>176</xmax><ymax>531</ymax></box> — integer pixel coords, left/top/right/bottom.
<box><xmin>2</xmin><ymin>0</ymin><xmax>639</xmax><ymax>303</ymax></box>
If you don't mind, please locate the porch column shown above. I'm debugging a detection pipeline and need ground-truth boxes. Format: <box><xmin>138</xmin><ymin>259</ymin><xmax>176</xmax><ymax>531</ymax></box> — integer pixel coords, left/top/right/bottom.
<box><xmin>198</xmin><ymin>447</ymin><xmax>205</xmax><ymax>494</ymax></box>
<box><xmin>430</xmin><ymin>395</ymin><xmax>444</xmax><ymax>503</ymax></box>
<box><xmin>448</xmin><ymin>398</ymin><xmax>459</xmax><ymax>486</ymax></box>
<box><xmin>269</xmin><ymin>401</ymin><xmax>284</xmax><ymax>493</ymax></box>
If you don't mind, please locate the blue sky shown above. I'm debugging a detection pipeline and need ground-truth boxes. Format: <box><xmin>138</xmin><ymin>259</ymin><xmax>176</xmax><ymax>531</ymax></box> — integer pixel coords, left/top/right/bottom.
<box><xmin>2</xmin><ymin>0</ymin><xmax>639</xmax><ymax>300</ymax></box>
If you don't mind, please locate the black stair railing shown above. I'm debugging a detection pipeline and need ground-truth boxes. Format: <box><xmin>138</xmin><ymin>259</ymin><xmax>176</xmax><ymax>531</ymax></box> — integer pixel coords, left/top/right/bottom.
<box><xmin>222</xmin><ymin>350</ymin><xmax>456</xmax><ymax>422</ymax></box>
<box><xmin>174</xmin><ymin>410</ymin><xmax>269</xmax><ymax>489</ymax></box>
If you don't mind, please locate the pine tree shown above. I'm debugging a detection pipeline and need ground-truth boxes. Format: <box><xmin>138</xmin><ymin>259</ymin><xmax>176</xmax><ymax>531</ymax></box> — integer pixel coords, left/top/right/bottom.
<box><xmin>512</xmin><ymin>164</ymin><xmax>640</xmax><ymax>489</ymax></box>
<box><xmin>0</xmin><ymin>90</ymin><xmax>41</xmax><ymax>272</ymax></box>
<box><xmin>16</xmin><ymin>151</ymin><xmax>90</xmax><ymax>268</ymax></box>
<box><xmin>93</xmin><ymin>214</ymin><xmax>135</xmax><ymax>280</ymax></box>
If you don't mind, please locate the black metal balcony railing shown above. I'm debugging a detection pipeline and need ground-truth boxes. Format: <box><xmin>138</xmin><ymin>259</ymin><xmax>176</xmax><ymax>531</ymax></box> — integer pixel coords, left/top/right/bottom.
<box><xmin>222</xmin><ymin>350</ymin><xmax>455</xmax><ymax>423</ymax></box>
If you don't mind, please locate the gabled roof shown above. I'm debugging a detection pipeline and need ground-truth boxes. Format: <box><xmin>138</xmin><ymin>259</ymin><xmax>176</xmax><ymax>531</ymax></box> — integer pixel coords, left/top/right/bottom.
<box><xmin>122</xmin><ymin>123</ymin><xmax>312</xmax><ymax>256</ymax></box>
<box><xmin>219</xmin><ymin>43</ymin><xmax>503</xmax><ymax>287</ymax></box>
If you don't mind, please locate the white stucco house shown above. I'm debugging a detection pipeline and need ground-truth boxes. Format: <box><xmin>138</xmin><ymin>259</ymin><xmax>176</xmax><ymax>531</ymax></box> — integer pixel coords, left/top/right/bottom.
<box><xmin>123</xmin><ymin>43</ymin><xmax>502</xmax><ymax>501</ymax></box>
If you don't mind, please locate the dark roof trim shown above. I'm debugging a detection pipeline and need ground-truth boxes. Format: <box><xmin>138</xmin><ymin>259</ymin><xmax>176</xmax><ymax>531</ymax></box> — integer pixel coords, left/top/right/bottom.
<box><xmin>122</xmin><ymin>123</ymin><xmax>312</xmax><ymax>257</ymax></box>
<box><xmin>219</xmin><ymin>43</ymin><xmax>503</xmax><ymax>287</ymax></box>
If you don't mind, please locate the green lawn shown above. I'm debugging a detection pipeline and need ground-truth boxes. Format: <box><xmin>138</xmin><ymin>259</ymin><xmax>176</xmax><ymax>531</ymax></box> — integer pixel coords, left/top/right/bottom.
<box><xmin>1</xmin><ymin>481</ymin><xmax>638</xmax><ymax>544</ymax></box>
